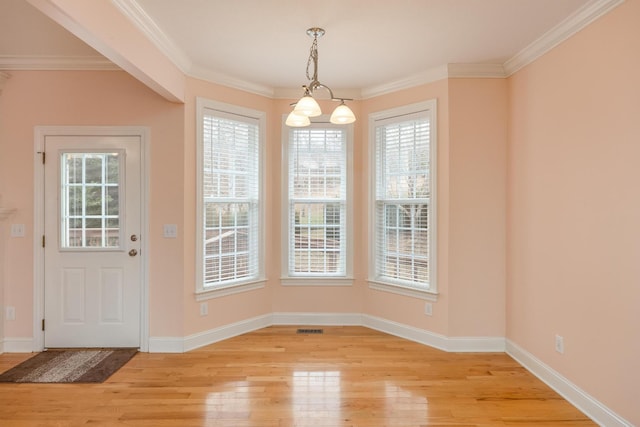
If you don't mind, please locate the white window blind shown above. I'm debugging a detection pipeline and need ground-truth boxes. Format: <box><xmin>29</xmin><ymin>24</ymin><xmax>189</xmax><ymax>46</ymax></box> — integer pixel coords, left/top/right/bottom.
<box><xmin>288</xmin><ymin>127</ymin><xmax>347</xmax><ymax>276</ymax></box>
<box><xmin>201</xmin><ymin>109</ymin><xmax>259</xmax><ymax>287</ymax></box>
<box><xmin>374</xmin><ymin>111</ymin><xmax>432</xmax><ymax>289</ymax></box>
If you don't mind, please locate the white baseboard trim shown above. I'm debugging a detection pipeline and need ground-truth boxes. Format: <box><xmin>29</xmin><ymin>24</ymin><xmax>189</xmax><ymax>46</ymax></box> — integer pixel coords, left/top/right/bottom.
<box><xmin>363</xmin><ymin>314</ymin><xmax>449</xmax><ymax>351</ymax></box>
<box><xmin>362</xmin><ymin>315</ymin><xmax>506</xmax><ymax>353</ymax></box>
<box><xmin>447</xmin><ymin>335</ymin><xmax>506</xmax><ymax>352</ymax></box>
<box><xmin>148</xmin><ymin>314</ymin><xmax>273</xmax><ymax>353</ymax></box>
<box><xmin>506</xmin><ymin>340</ymin><xmax>633</xmax><ymax>427</ymax></box>
<box><xmin>271</xmin><ymin>312</ymin><xmax>363</xmax><ymax>326</ymax></box>
<box><xmin>147</xmin><ymin>337</ymin><xmax>185</xmax><ymax>353</ymax></box>
<box><xmin>148</xmin><ymin>313</ymin><xmax>505</xmax><ymax>354</ymax></box>
<box><xmin>1</xmin><ymin>337</ymin><xmax>35</xmax><ymax>353</ymax></box>
<box><xmin>184</xmin><ymin>314</ymin><xmax>272</xmax><ymax>352</ymax></box>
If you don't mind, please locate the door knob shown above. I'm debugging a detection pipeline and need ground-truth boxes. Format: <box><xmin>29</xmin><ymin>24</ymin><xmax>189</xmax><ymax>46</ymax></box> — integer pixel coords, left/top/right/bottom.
<box><xmin>128</xmin><ymin>249</ymin><xmax>138</xmax><ymax>257</ymax></box>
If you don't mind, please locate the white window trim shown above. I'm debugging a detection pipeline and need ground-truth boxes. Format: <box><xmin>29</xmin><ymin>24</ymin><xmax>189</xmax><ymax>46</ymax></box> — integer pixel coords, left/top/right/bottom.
<box><xmin>196</xmin><ymin>97</ymin><xmax>266</xmax><ymax>299</ymax></box>
<box><xmin>368</xmin><ymin>100</ymin><xmax>438</xmax><ymax>299</ymax></box>
<box><xmin>281</xmin><ymin>115</ymin><xmax>354</xmax><ymax>286</ymax></box>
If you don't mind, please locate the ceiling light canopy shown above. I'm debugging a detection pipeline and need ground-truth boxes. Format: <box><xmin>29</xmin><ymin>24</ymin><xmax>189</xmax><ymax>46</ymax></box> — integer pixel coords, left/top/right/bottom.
<box><xmin>286</xmin><ymin>28</ymin><xmax>356</xmax><ymax>127</ymax></box>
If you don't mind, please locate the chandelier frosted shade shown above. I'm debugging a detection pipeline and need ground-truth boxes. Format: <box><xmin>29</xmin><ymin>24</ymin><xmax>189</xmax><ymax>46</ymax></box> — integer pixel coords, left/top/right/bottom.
<box><xmin>286</xmin><ymin>27</ymin><xmax>356</xmax><ymax>127</ymax></box>
<box><xmin>293</xmin><ymin>95</ymin><xmax>322</xmax><ymax>117</ymax></box>
<box><xmin>330</xmin><ymin>102</ymin><xmax>356</xmax><ymax>124</ymax></box>
<box><xmin>285</xmin><ymin>110</ymin><xmax>311</xmax><ymax>127</ymax></box>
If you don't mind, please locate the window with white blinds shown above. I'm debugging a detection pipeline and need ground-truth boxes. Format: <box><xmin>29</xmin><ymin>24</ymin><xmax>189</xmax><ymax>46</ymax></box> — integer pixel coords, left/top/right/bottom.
<box><xmin>371</xmin><ymin>101</ymin><xmax>437</xmax><ymax>292</ymax></box>
<box><xmin>197</xmin><ymin>99</ymin><xmax>264</xmax><ymax>292</ymax></box>
<box><xmin>287</xmin><ymin>125</ymin><xmax>348</xmax><ymax>277</ymax></box>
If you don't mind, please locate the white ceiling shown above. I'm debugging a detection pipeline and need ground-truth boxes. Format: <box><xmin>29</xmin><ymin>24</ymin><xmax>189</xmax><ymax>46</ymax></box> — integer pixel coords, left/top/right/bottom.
<box><xmin>0</xmin><ymin>0</ymin><xmax>604</xmax><ymax>97</ymax></box>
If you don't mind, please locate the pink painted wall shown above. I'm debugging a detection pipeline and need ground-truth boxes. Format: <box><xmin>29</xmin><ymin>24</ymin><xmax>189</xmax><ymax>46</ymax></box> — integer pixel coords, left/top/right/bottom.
<box><xmin>448</xmin><ymin>78</ymin><xmax>507</xmax><ymax>337</ymax></box>
<box><xmin>0</xmin><ymin>70</ymin><xmax>185</xmax><ymax>339</ymax></box>
<box><xmin>180</xmin><ymin>77</ymin><xmax>274</xmax><ymax>335</ymax></box>
<box><xmin>361</xmin><ymin>78</ymin><xmax>507</xmax><ymax>338</ymax></box>
<box><xmin>507</xmin><ymin>1</ymin><xmax>640</xmax><ymax>424</ymax></box>
<box><xmin>362</xmin><ymin>80</ymin><xmax>452</xmax><ymax>335</ymax></box>
<box><xmin>0</xmin><ymin>4</ymin><xmax>633</xmax><ymax>420</ymax></box>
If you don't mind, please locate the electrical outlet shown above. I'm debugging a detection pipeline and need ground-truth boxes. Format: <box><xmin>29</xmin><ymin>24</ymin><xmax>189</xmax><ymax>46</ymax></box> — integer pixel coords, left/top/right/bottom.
<box><xmin>6</xmin><ymin>306</ymin><xmax>16</xmax><ymax>321</ymax></box>
<box><xmin>10</xmin><ymin>224</ymin><xmax>25</xmax><ymax>237</ymax></box>
<box><xmin>424</xmin><ymin>302</ymin><xmax>433</xmax><ymax>316</ymax></box>
<box><xmin>163</xmin><ymin>224</ymin><xmax>178</xmax><ymax>238</ymax></box>
<box><xmin>555</xmin><ymin>334</ymin><xmax>564</xmax><ymax>354</ymax></box>
<box><xmin>200</xmin><ymin>302</ymin><xmax>208</xmax><ymax>316</ymax></box>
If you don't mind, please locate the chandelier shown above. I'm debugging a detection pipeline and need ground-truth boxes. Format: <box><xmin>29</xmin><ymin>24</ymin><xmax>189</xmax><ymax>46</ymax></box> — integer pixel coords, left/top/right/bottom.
<box><xmin>286</xmin><ymin>28</ymin><xmax>356</xmax><ymax>127</ymax></box>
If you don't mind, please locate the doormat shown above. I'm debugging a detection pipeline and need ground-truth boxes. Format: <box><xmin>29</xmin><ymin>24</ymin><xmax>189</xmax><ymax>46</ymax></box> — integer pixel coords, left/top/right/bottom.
<box><xmin>0</xmin><ymin>348</ymin><xmax>137</xmax><ymax>383</ymax></box>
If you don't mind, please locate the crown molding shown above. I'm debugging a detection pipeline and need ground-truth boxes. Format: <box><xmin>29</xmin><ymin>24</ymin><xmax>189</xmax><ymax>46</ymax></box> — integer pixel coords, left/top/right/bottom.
<box><xmin>189</xmin><ymin>65</ymin><xmax>275</xmax><ymax>98</ymax></box>
<box><xmin>110</xmin><ymin>0</ymin><xmax>192</xmax><ymax>73</ymax></box>
<box><xmin>112</xmin><ymin>0</ymin><xmax>275</xmax><ymax>98</ymax></box>
<box><xmin>447</xmin><ymin>63</ymin><xmax>506</xmax><ymax>78</ymax></box>
<box><xmin>503</xmin><ymin>0</ymin><xmax>624</xmax><ymax>76</ymax></box>
<box><xmin>2</xmin><ymin>0</ymin><xmax>624</xmax><ymax>98</ymax></box>
<box><xmin>277</xmin><ymin>0</ymin><xmax>623</xmax><ymax>95</ymax></box>
<box><xmin>360</xmin><ymin>65</ymin><xmax>449</xmax><ymax>99</ymax></box>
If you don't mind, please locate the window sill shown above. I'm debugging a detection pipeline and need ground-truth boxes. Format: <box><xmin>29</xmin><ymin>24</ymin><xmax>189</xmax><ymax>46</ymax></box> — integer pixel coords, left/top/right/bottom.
<box><xmin>196</xmin><ymin>279</ymin><xmax>266</xmax><ymax>301</ymax></box>
<box><xmin>280</xmin><ymin>277</ymin><xmax>354</xmax><ymax>287</ymax></box>
<box><xmin>368</xmin><ymin>280</ymin><xmax>438</xmax><ymax>302</ymax></box>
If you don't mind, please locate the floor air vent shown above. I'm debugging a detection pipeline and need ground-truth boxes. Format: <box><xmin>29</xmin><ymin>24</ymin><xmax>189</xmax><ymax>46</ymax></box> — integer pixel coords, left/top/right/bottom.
<box><xmin>297</xmin><ymin>328</ymin><xmax>324</xmax><ymax>334</ymax></box>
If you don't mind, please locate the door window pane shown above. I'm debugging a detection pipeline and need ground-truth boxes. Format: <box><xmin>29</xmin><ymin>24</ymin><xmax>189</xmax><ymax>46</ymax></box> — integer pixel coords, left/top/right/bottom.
<box><xmin>60</xmin><ymin>152</ymin><xmax>122</xmax><ymax>249</ymax></box>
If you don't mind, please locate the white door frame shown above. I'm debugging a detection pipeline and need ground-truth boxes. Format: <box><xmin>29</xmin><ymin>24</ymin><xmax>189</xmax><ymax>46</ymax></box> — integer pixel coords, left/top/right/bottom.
<box><xmin>33</xmin><ymin>126</ymin><xmax>150</xmax><ymax>352</ymax></box>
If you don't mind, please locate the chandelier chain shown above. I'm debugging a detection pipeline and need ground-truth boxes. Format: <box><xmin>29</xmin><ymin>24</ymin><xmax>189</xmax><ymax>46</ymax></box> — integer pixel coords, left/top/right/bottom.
<box><xmin>305</xmin><ymin>36</ymin><xmax>319</xmax><ymax>83</ymax></box>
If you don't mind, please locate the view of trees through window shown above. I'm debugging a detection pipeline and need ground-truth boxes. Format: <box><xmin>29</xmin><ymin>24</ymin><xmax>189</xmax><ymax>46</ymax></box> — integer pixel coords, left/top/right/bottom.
<box><xmin>375</xmin><ymin>117</ymin><xmax>431</xmax><ymax>287</ymax></box>
<box><xmin>289</xmin><ymin>128</ymin><xmax>346</xmax><ymax>275</ymax></box>
<box><xmin>61</xmin><ymin>152</ymin><xmax>120</xmax><ymax>248</ymax></box>
<box><xmin>202</xmin><ymin>113</ymin><xmax>259</xmax><ymax>286</ymax></box>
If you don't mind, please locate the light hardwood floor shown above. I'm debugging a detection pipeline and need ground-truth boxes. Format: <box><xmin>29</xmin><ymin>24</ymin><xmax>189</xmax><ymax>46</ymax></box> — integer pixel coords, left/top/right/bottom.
<box><xmin>0</xmin><ymin>326</ymin><xmax>595</xmax><ymax>426</ymax></box>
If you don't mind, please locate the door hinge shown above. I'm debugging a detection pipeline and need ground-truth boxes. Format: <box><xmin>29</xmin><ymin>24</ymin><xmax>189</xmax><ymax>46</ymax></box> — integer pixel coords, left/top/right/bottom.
<box><xmin>42</xmin><ymin>319</ymin><xmax>45</xmax><ymax>331</ymax></box>
<box><xmin>42</xmin><ymin>152</ymin><xmax>46</xmax><ymax>164</ymax></box>
<box><xmin>42</xmin><ymin>235</ymin><xmax>45</xmax><ymax>248</ymax></box>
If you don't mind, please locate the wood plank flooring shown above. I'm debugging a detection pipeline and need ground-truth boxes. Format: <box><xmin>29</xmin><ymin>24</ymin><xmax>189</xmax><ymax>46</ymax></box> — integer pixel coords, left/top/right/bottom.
<box><xmin>0</xmin><ymin>326</ymin><xmax>596</xmax><ymax>426</ymax></box>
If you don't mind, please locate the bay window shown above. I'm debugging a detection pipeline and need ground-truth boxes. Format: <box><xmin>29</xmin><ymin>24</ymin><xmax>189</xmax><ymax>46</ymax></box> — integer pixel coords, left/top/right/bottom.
<box><xmin>283</xmin><ymin>119</ymin><xmax>353</xmax><ymax>283</ymax></box>
<box><xmin>197</xmin><ymin>98</ymin><xmax>264</xmax><ymax>296</ymax></box>
<box><xmin>370</xmin><ymin>100</ymin><xmax>437</xmax><ymax>297</ymax></box>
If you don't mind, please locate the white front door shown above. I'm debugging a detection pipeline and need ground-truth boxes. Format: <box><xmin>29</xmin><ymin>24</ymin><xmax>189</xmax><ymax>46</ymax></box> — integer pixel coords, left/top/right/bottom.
<box><xmin>43</xmin><ymin>135</ymin><xmax>142</xmax><ymax>348</ymax></box>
